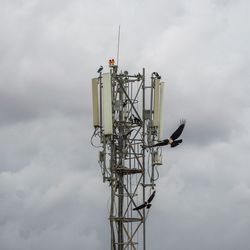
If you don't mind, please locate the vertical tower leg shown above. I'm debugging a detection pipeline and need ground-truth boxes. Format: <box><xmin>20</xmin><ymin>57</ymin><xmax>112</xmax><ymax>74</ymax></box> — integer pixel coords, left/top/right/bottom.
<box><xmin>118</xmin><ymin>175</ymin><xmax>124</xmax><ymax>249</ymax></box>
<box><xmin>142</xmin><ymin>68</ymin><xmax>146</xmax><ymax>250</ymax></box>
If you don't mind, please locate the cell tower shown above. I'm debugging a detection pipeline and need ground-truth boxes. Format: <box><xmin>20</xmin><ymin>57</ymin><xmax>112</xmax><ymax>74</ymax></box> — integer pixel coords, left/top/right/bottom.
<box><xmin>91</xmin><ymin>59</ymin><xmax>165</xmax><ymax>249</ymax></box>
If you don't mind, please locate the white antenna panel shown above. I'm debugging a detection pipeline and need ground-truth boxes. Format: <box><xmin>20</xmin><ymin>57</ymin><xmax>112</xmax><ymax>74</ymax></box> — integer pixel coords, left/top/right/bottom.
<box><xmin>158</xmin><ymin>82</ymin><xmax>165</xmax><ymax>140</ymax></box>
<box><xmin>92</xmin><ymin>78</ymin><xmax>99</xmax><ymax>127</ymax></box>
<box><xmin>102</xmin><ymin>73</ymin><xmax>113</xmax><ymax>135</ymax></box>
<box><xmin>153</xmin><ymin>79</ymin><xmax>160</xmax><ymax>127</ymax></box>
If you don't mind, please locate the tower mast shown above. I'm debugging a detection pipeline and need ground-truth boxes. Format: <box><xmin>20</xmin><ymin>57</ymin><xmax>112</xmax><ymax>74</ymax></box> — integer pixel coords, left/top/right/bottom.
<box><xmin>92</xmin><ymin>60</ymin><xmax>164</xmax><ymax>249</ymax></box>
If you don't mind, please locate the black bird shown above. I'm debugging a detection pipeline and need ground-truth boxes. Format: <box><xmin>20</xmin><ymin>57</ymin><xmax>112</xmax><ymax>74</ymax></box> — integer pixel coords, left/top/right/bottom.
<box><xmin>153</xmin><ymin>72</ymin><xmax>161</xmax><ymax>79</ymax></box>
<box><xmin>123</xmin><ymin>99</ymin><xmax>128</xmax><ymax>107</ymax></box>
<box><xmin>129</xmin><ymin>114</ymin><xmax>142</xmax><ymax>125</ymax></box>
<box><xmin>133</xmin><ymin>191</ymin><xmax>156</xmax><ymax>211</ymax></box>
<box><xmin>145</xmin><ymin>119</ymin><xmax>186</xmax><ymax>148</ymax></box>
<box><xmin>133</xmin><ymin>116</ymin><xmax>141</xmax><ymax>125</ymax></box>
<box><xmin>97</xmin><ymin>66</ymin><xmax>103</xmax><ymax>73</ymax></box>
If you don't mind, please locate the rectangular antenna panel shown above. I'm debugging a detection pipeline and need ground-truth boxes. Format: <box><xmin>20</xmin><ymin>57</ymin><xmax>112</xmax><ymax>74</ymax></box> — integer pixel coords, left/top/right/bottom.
<box><xmin>158</xmin><ymin>82</ymin><xmax>165</xmax><ymax>140</ymax></box>
<box><xmin>92</xmin><ymin>78</ymin><xmax>99</xmax><ymax>127</ymax></box>
<box><xmin>153</xmin><ymin>151</ymin><xmax>163</xmax><ymax>165</ymax></box>
<box><xmin>102</xmin><ymin>73</ymin><xmax>113</xmax><ymax>135</ymax></box>
<box><xmin>153</xmin><ymin>79</ymin><xmax>160</xmax><ymax>127</ymax></box>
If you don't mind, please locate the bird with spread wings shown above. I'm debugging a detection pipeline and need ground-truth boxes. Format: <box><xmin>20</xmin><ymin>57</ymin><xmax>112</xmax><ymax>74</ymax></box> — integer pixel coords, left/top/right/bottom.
<box><xmin>133</xmin><ymin>191</ymin><xmax>156</xmax><ymax>211</ymax></box>
<box><xmin>144</xmin><ymin>119</ymin><xmax>186</xmax><ymax>148</ymax></box>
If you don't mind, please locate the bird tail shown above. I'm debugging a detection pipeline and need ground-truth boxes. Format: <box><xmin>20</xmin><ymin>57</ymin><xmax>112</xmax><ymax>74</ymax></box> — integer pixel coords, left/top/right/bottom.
<box><xmin>170</xmin><ymin>139</ymin><xmax>183</xmax><ymax>148</ymax></box>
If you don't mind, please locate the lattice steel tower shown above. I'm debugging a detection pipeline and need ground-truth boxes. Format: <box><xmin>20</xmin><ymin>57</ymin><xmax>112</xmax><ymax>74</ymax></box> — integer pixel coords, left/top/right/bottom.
<box><xmin>91</xmin><ymin>60</ymin><xmax>165</xmax><ymax>249</ymax></box>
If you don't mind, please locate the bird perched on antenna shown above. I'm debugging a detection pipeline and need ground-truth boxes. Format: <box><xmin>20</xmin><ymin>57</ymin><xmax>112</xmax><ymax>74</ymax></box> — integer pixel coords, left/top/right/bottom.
<box><xmin>129</xmin><ymin>114</ymin><xmax>142</xmax><ymax>125</ymax></box>
<box><xmin>97</xmin><ymin>66</ymin><xmax>103</xmax><ymax>73</ymax></box>
<box><xmin>153</xmin><ymin>72</ymin><xmax>161</xmax><ymax>79</ymax></box>
<box><xmin>144</xmin><ymin>119</ymin><xmax>186</xmax><ymax>148</ymax></box>
<box><xmin>133</xmin><ymin>191</ymin><xmax>156</xmax><ymax>211</ymax></box>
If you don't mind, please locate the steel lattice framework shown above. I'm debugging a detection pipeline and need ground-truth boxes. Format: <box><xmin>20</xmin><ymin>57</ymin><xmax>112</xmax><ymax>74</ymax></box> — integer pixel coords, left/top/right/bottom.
<box><xmin>91</xmin><ymin>63</ymin><xmax>164</xmax><ymax>250</ymax></box>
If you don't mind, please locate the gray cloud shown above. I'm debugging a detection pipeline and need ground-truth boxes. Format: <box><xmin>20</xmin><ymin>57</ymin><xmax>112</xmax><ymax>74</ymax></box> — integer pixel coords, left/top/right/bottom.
<box><xmin>1</xmin><ymin>0</ymin><xmax>250</xmax><ymax>249</ymax></box>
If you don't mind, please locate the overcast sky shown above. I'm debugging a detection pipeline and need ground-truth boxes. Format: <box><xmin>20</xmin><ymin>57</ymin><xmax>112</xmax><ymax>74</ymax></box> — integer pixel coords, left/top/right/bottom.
<box><xmin>1</xmin><ymin>0</ymin><xmax>250</xmax><ymax>249</ymax></box>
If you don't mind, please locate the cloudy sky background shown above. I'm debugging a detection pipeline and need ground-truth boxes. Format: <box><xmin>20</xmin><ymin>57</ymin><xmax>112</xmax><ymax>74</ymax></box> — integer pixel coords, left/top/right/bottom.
<box><xmin>1</xmin><ymin>0</ymin><xmax>250</xmax><ymax>249</ymax></box>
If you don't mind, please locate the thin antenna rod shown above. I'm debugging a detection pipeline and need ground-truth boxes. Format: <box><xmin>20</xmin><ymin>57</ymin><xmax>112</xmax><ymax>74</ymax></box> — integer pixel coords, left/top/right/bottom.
<box><xmin>117</xmin><ymin>25</ymin><xmax>121</xmax><ymax>67</ymax></box>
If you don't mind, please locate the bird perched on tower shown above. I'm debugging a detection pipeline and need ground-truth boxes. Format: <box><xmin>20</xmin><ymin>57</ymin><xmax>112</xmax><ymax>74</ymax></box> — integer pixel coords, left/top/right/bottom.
<box><xmin>144</xmin><ymin>119</ymin><xmax>186</xmax><ymax>148</ymax></box>
<box><xmin>97</xmin><ymin>65</ymin><xmax>103</xmax><ymax>73</ymax></box>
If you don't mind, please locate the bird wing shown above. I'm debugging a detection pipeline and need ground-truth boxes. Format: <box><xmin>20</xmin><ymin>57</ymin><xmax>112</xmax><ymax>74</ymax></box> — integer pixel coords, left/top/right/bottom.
<box><xmin>170</xmin><ymin>120</ymin><xmax>186</xmax><ymax>141</ymax></box>
<box><xmin>133</xmin><ymin>202</ymin><xmax>147</xmax><ymax>211</ymax></box>
<box><xmin>147</xmin><ymin>191</ymin><xmax>156</xmax><ymax>203</ymax></box>
<box><xmin>170</xmin><ymin>139</ymin><xmax>183</xmax><ymax>148</ymax></box>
